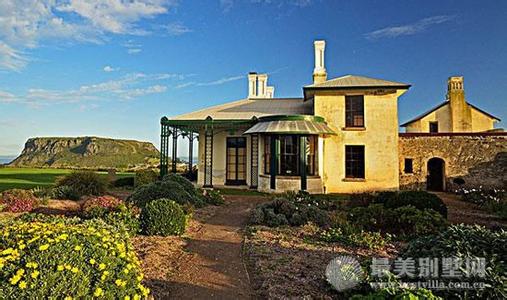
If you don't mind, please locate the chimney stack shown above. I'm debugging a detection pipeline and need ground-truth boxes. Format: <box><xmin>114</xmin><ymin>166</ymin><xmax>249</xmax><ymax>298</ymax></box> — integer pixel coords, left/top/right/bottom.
<box><xmin>447</xmin><ymin>76</ymin><xmax>472</xmax><ymax>132</ymax></box>
<box><xmin>247</xmin><ymin>72</ymin><xmax>274</xmax><ymax>99</ymax></box>
<box><xmin>313</xmin><ymin>40</ymin><xmax>327</xmax><ymax>84</ymax></box>
<box><xmin>248</xmin><ymin>72</ymin><xmax>258</xmax><ymax>98</ymax></box>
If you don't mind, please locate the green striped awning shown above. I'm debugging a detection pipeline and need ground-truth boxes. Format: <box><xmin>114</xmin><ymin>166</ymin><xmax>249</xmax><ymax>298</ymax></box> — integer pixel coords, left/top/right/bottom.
<box><xmin>244</xmin><ymin>115</ymin><xmax>336</xmax><ymax>135</ymax></box>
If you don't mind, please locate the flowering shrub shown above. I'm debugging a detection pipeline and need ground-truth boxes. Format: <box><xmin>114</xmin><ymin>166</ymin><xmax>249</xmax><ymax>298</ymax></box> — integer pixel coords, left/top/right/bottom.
<box><xmin>127</xmin><ymin>179</ymin><xmax>205</xmax><ymax>209</ymax></box>
<box><xmin>81</xmin><ymin>196</ymin><xmax>140</xmax><ymax>236</ymax></box>
<box><xmin>0</xmin><ymin>189</ymin><xmax>39</xmax><ymax>213</ymax></box>
<box><xmin>141</xmin><ymin>198</ymin><xmax>186</xmax><ymax>236</ymax></box>
<box><xmin>82</xmin><ymin>196</ymin><xmax>123</xmax><ymax>217</ymax></box>
<box><xmin>0</xmin><ymin>221</ymin><xmax>150</xmax><ymax>299</ymax></box>
<box><xmin>458</xmin><ymin>188</ymin><xmax>506</xmax><ymax>219</ymax></box>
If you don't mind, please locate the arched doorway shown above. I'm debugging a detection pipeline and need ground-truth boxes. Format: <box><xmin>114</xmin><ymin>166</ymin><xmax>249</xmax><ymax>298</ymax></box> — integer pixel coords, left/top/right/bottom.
<box><xmin>427</xmin><ymin>158</ymin><xmax>445</xmax><ymax>191</ymax></box>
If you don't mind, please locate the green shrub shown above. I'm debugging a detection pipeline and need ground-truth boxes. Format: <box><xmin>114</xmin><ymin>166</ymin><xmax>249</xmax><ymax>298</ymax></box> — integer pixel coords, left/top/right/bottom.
<box><xmin>460</xmin><ymin>188</ymin><xmax>506</xmax><ymax>219</ymax></box>
<box><xmin>349</xmin><ymin>204</ymin><xmax>447</xmax><ymax>237</ymax></box>
<box><xmin>351</xmin><ymin>288</ymin><xmax>442</xmax><ymax>300</ymax></box>
<box><xmin>385</xmin><ymin>191</ymin><xmax>447</xmax><ymax>218</ymax></box>
<box><xmin>0</xmin><ymin>189</ymin><xmax>39</xmax><ymax>213</ymax></box>
<box><xmin>141</xmin><ymin>198</ymin><xmax>186</xmax><ymax>236</ymax></box>
<box><xmin>286</xmin><ymin>190</ymin><xmax>346</xmax><ymax>211</ymax></box>
<box><xmin>320</xmin><ymin>224</ymin><xmax>390</xmax><ymax>250</ymax></box>
<box><xmin>134</xmin><ymin>169</ymin><xmax>159</xmax><ymax>187</ymax></box>
<box><xmin>112</xmin><ymin>177</ymin><xmax>135</xmax><ymax>188</ymax></box>
<box><xmin>202</xmin><ymin>189</ymin><xmax>225</xmax><ymax>205</ymax></box>
<box><xmin>51</xmin><ymin>185</ymin><xmax>80</xmax><ymax>200</ymax></box>
<box><xmin>163</xmin><ymin>173</ymin><xmax>195</xmax><ymax>195</ymax></box>
<box><xmin>0</xmin><ymin>220</ymin><xmax>150</xmax><ymax>299</ymax></box>
<box><xmin>403</xmin><ymin>225</ymin><xmax>507</xmax><ymax>299</ymax></box>
<box><xmin>55</xmin><ymin>171</ymin><xmax>107</xmax><ymax>198</ymax></box>
<box><xmin>128</xmin><ymin>176</ymin><xmax>205</xmax><ymax>209</ymax></box>
<box><xmin>250</xmin><ymin>198</ymin><xmax>331</xmax><ymax>227</ymax></box>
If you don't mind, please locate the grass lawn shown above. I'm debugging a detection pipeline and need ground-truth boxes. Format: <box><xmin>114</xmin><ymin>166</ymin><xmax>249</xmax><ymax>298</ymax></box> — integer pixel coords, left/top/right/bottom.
<box><xmin>0</xmin><ymin>167</ymin><xmax>133</xmax><ymax>192</ymax></box>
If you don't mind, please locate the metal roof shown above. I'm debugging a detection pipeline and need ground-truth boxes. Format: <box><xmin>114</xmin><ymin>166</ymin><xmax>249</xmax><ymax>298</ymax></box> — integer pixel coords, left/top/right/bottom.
<box><xmin>304</xmin><ymin>75</ymin><xmax>411</xmax><ymax>89</ymax></box>
<box><xmin>169</xmin><ymin>98</ymin><xmax>312</xmax><ymax>121</ymax></box>
<box><xmin>244</xmin><ymin>115</ymin><xmax>336</xmax><ymax>135</ymax></box>
<box><xmin>400</xmin><ymin>100</ymin><xmax>501</xmax><ymax>127</ymax></box>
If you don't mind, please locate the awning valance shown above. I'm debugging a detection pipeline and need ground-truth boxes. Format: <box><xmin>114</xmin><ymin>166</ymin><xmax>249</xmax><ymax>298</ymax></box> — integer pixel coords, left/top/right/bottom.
<box><xmin>243</xmin><ymin>115</ymin><xmax>336</xmax><ymax>135</ymax></box>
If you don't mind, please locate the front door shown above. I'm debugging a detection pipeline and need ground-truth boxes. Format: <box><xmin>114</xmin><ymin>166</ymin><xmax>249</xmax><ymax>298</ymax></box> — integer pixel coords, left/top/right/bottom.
<box><xmin>226</xmin><ymin>137</ymin><xmax>247</xmax><ymax>185</ymax></box>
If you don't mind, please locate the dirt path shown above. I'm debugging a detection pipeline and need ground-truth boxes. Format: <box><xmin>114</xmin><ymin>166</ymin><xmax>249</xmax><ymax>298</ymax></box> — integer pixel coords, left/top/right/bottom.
<box><xmin>433</xmin><ymin>192</ymin><xmax>506</xmax><ymax>228</ymax></box>
<box><xmin>163</xmin><ymin>195</ymin><xmax>266</xmax><ymax>299</ymax></box>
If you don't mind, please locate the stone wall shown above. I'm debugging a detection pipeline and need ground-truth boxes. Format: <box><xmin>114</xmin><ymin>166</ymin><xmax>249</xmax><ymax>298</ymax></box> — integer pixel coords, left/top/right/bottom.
<box><xmin>399</xmin><ymin>133</ymin><xmax>507</xmax><ymax>191</ymax></box>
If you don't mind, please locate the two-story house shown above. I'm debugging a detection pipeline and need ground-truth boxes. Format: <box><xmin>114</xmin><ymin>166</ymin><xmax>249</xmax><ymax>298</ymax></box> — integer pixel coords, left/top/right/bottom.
<box><xmin>160</xmin><ymin>40</ymin><xmax>411</xmax><ymax>193</ymax></box>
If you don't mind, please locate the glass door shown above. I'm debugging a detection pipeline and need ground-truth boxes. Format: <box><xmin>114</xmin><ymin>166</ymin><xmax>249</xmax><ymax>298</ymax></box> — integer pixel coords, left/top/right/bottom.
<box><xmin>226</xmin><ymin>137</ymin><xmax>247</xmax><ymax>185</ymax></box>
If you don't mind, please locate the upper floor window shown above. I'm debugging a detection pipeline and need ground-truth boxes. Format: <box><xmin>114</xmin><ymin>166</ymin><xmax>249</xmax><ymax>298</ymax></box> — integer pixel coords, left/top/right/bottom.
<box><xmin>345</xmin><ymin>95</ymin><xmax>364</xmax><ymax>127</ymax></box>
<box><xmin>345</xmin><ymin>145</ymin><xmax>365</xmax><ymax>179</ymax></box>
<box><xmin>429</xmin><ymin>121</ymin><xmax>439</xmax><ymax>133</ymax></box>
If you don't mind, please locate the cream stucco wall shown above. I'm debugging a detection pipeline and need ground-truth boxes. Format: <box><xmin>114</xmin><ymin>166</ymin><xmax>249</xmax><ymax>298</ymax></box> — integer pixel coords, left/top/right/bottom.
<box><xmin>313</xmin><ymin>90</ymin><xmax>406</xmax><ymax>193</ymax></box>
<box><xmin>405</xmin><ymin>105</ymin><xmax>452</xmax><ymax>133</ymax></box>
<box><xmin>471</xmin><ymin>107</ymin><xmax>496</xmax><ymax>132</ymax></box>
<box><xmin>404</xmin><ymin>103</ymin><xmax>496</xmax><ymax>133</ymax></box>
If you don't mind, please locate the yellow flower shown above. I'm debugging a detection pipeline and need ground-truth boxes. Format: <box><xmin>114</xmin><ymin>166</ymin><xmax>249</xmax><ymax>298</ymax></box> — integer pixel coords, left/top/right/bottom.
<box><xmin>64</xmin><ymin>297</ymin><xmax>72</xmax><ymax>300</ymax></box>
<box><xmin>19</xmin><ymin>281</ymin><xmax>27</xmax><ymax>289</ymax></box>
<box><xmin>71</xmin><ymin>267</ymin><xmax>79</xmax><ymax>273</ymax></box>
<box><xmin>123</xmin><ymin>268</ymin><xmax>129</xmax><ymax>274</ymax></box>
<box><xmin>89</xmin><ymin>258</ymin><xmax>96</xmax><ymax>265</ymax></box>
<box><xmin>38</xmin><ymin>244</ymin><xmax>49</xmax><ymax>251</ymax></box>
<box><xmin>16</xmin><ymin>268</ymin><xmax>25</xmax><ymax>275</ymax></box>
<box><xmin>115</xmin><ymin>279</ymin><xmax>123</xmax><ymax>286</ymax></box>
<box><xmin>1</xmin><ymin>248</ymin><xmax>14</xmax><ymax>255</ymax></box>
<box><xmin>94</xmin><ymin>287</ymin><xmax>104</xmax><ymax>297</ymax></box>
<box><xmin>18</xmin><ymin>244</ymin><xmax>26</xmax><ymax>250</ymax></box>
<box><xmin>133</xmin><ymin>295</ymin><xmax>141</xmax><ymax>300</ymax></box>
<box><xmin>124</xmin><ymin>296</ymin><xmax>130</xmax><ymax>300</ymax></box>
<box><xmin>9</xmin><ymin>275</ymin><xmax>20</xmax><ymax>285</ymax></box>
<box><xmin>98</xmin><ymin>263</ymin><xmax>106</xmax><ymax>270</ymax></box>
<box><xmin>31</xmin><ymin>270</ymin><xmax>40</xmax><ymax>279</ymax></box>
<box><xmin>136</xmin><ymin>274</ymin><xmax>143</xmax><ymax>282</ymax></box>
<box><xmin>74</xmin><ymin>245</ymin><xmax>82</xmax><ymax>251</ymax></box>
<box><xmin>65</xmin><ymin>264</ymin><xmax>71</xmax><ymax>270</ymax></box>
<box><xmin>26</xmin><ymin>262</ymin><xmax>38</xmax><ymax>269</ymax></box>
<box><xmin>57</xmin><ymin>265</ymin><xmax>64</xmax><ymax>271</ymax></box>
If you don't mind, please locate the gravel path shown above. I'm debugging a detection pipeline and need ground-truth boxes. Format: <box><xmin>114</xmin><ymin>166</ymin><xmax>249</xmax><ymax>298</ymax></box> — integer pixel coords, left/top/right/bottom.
<box><xmin>166</xmin><ymin>195</ymin><xmax>266</xmax><ymax>300</ymax></box>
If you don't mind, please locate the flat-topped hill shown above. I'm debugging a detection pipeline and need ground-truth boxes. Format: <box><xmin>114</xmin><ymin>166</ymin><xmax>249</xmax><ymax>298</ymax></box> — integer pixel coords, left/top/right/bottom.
<box><xmin>9</xmin><ymin>137</ymin><xmax>159</xmax><ymax>170</ymax></box>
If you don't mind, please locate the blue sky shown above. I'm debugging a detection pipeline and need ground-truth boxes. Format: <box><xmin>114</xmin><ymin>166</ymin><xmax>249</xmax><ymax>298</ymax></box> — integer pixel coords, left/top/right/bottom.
<box><xmin>1</xmin><ymin>0</ymin><xmax>506</xmax><ymax>156</ymax></box>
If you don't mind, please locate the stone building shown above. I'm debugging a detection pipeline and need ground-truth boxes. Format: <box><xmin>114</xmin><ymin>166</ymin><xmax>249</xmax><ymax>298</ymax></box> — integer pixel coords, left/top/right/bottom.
<box><xmin>160</xmin><ymin>39</ymin><xmax>506</xmax><ymax>193</ymax></box>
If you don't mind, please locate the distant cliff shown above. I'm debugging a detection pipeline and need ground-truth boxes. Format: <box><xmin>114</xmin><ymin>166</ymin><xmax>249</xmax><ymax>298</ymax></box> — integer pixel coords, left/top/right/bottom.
<box><xmin>9</xmin><ymin>137</ymin><xmax>160</xmax><ymax>170</ymax></box>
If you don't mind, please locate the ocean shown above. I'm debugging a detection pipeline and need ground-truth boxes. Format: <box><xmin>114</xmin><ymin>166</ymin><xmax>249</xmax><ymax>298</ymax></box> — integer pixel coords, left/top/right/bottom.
<box><xmin>0</xmin><ymin>156</ymin><xmax>16</xmax><ymax>165</ymax></box>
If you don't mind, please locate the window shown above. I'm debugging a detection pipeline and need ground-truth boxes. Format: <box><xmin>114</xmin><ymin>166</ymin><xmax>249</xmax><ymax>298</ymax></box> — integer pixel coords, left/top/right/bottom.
<box><xmin>404</xmin><ymin>158</ymin><xmax>413</xmax><ymax>174</ymax></box>
<box><xmin>263</xmin><ymin>135</ymin><xmax>317</xmax><ymax>176</ymax></box>
<box><xmin>345</xmin><ymin>95</ymin><xmax>364</xmax><ymax>127</ymax></box>
<box><xmin>345</xmin><ymin>145</ymin><xmax>365</xmax><ymax>179</ymax></box>
<box><xmin>429</xmin><ymin>122</ymin><xmax>439</xmax><ymax>133</ymax></box>
<box><xmin>280</xmin><ymin>135</ymin><xmax>299</xmax><ymax>175</ymax></box>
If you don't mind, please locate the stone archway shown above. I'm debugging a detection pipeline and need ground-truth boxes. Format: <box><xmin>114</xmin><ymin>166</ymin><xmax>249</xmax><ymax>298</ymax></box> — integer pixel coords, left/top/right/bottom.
<box><xmin>427</xmin><ymin>157</ymin><xmax>445</xmax><ymax>191</ymax></box>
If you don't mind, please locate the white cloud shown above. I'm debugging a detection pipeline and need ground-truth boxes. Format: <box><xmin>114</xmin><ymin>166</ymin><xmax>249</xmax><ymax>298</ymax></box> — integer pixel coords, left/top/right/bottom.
<box><xmin>365</xmin><ymin>15</ymin><xmax>456</xmax><ymax>40</ymax></box>
<box><xmin>123</xmin><ymin>40</ymin><xmax>143</xmax><ymax>54</ymax></box>
<box><xmin>162</xmin><ymin>22</ymin><xmax>193</xmax><ymax>36</ymax></box>
<box><xmin>0</xmin><ymin>90</ymin><xmax>18</xmax><ymax>103</ymax></box>
<box><xmin>222</xmin><ymin>0</ymin><xmax>313</xmax><ymax>12</ymax></box>
<box><xmin>175</xmin><ymin>74</ymin><xmax>244</xmax><ymax>89</ymax></box>
<box><xmin>0</xmin><ymin>0</ymin><xmax>177</xmax><ymax>71</ymax></box>
<box><xmin>2</xmin><ymin>72</ymin><xmax>183</xmax><ymax>106</ymax></box>
<box><xmin>56</xmin><ymin>0</ymin><xmax>174</xmax><ymax>34</ymax></box>
<box><xmin>103</xmin><ymin>65</ymin><xmax>118</xmax><ymax>72</ymax></box>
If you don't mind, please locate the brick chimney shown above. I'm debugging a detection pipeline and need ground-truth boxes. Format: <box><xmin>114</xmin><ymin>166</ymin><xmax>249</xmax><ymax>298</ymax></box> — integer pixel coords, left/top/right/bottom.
<box><xmin>313</xmin><ymin>40</ymin><xmax>327</xmax><ymax>84</ymax></box>
<box><xmin>447</xmin><ymin>76</ymin><xmax>472</xmax><ymax>132</ymax></box>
